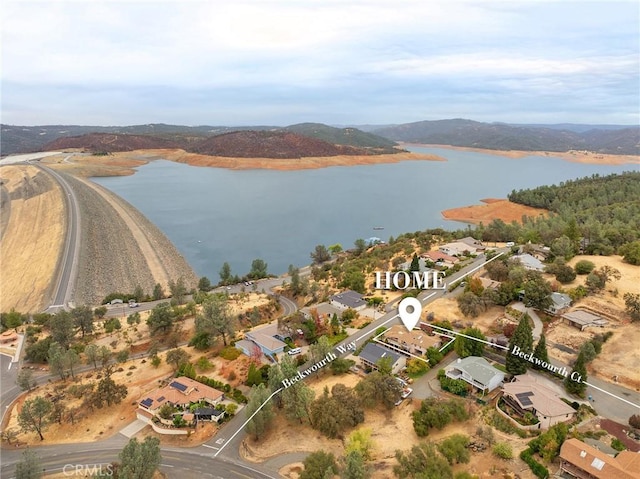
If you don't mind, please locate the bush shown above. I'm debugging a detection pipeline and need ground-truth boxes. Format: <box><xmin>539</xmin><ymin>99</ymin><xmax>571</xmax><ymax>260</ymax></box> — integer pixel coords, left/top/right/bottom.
<box><xmin>574</xmin><ymin>260</ymin><xmax>596</xmax><ymax>275</ymax></box>
<box><xmin>629</xmin><ymin>414</ymin><xmax>640</xmax><ymax>429</ymax></box>
<box><xmin>611</xmin><ymin>438</ymin><xmax>627</xmax><ymax>451</ymax></box>
<box><xmin>520</xmin><ymin>448</ymin><xmax>549</xmax><ymax>479</ymax></box>
<box><xmin>219</xmin><ymin>346</ymin><xmax>241</xmax><ymax>361</ymax></box>
<box><xmin>492</xmin><ymin>442</ymin><xmax>513</xmax><ymax>459</ymax></box>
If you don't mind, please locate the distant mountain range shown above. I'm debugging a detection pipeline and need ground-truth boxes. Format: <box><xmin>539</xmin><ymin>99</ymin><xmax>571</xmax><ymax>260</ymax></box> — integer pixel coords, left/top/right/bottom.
<box><xmin>1</xmin><ymin>119</ymin><xmax>637</xmax><ymax>156</ymax></box>
<box><xmin>369</xmin><ymin>119</ymin><xmax>639</xmax><ymax>155</ymax></box>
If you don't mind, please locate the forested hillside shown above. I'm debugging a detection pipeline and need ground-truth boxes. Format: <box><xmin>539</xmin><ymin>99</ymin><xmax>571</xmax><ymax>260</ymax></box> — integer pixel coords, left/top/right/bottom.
<box><xmin>479</xmin><ymin>172</ymin><xmax>640</xmax><ymax>254</ymax></box>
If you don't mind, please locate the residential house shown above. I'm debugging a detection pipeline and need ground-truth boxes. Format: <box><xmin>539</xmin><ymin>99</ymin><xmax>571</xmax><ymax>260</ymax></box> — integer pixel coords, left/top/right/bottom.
<box><xmin>384</xmin><ymin>324</ymin><xmax>442</xmax><ymax>357</ymax></box>
<box><xmin>512</xmin><ymin>253</ymin><xmax>545</xmax><ymax>272</ymax></box>
<box><xmin>501</xmin><ymin>374</ymin><xmax>576</xmax><ymax>430</ymax></box>
<box><xmin>479</xmin><ymin>277</ymin><xmax>501</xmax><ymax>290</ymax></box>
<box><xmin>559</xmin><ymin>438</ymin><xmax>640</xmax><ymax>479</ymax></box>
<box><xmin>459</xmin><ymin>236</ymin><xmax>486</xmax><ymax>251</ymax></box>
<box><xmin>546</xmin><ymin>292</ymin><xmax>572</xmax><ymax>315</ymax></box>
<box><xmin>521</xmin><ymin>243</ymin><xmax>551</xmax><ymax>261</ymax></box>
<box><xmin>421</xmin><ymin>251</ymin><xmax>459</xmax><ymax>268</ymax></box>
<box><xmin>439</xmin><ymin>241</ymin><xmax>474</xmax><ymax>257</ymax></box>
<box><xmin>562</xmin><ymin>310</ymin><xmax>608</xmax><ymax>331</ymax></box>
<box><xmin>137</xmin><ymin>377</ymin><xmax>224</xmax><ymax>423</ymax></box>
<box><xmin>398</xmin><ymin>257</ymin><xmax>435</xmax><ymax>273</ymax></box>
<box><xmin>300</xmin><ymin>302</ymin><xmax>342</xmax><ymax>322</ymax></box>
<box><xmin>359</xmin><ymin>342</ymin><xmax>406</xmax><ymax>375</ymax></box>
<box><xmin>329</xmin><ymin>290</ymin><xmax>367</xmax><ymax>311</ymax></box>
<box><xmin>237</xmin><ymin>322</ymin><xmax>287</xmax><ymax>359</ymax></box>
<box><xmin>445</xmin><ymin>356</ymin><xmax>504</xmax><ymax>394</ymax></box>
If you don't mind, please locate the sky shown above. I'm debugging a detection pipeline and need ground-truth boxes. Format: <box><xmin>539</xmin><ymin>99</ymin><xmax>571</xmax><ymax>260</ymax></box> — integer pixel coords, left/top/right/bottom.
<box><xmin>1</xmin><ymin>0</ymin><xmax>639</xmax><ymax>126</ymax></box>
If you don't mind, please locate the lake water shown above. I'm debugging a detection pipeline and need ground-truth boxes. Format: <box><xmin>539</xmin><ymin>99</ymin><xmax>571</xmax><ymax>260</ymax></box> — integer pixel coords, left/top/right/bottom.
<box><xmin>93</xmin><ymin>147</ymin><xmax>638</xmax><ymax>279</ymax></box>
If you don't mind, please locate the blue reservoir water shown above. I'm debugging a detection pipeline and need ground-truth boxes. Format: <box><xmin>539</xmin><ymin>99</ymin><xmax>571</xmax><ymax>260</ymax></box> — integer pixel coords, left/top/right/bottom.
<box><xmin>92</xmin><ymin>147</ymin><xmax>638</xmax><ymax>278</ymax></box>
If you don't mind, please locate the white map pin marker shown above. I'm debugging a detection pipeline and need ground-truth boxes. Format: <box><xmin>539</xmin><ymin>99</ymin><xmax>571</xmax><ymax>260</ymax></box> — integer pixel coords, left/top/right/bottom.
<box><xmin>398</xmin><ymin>297</ymin><xmax>422</xmax><ymax>331</ymax></box>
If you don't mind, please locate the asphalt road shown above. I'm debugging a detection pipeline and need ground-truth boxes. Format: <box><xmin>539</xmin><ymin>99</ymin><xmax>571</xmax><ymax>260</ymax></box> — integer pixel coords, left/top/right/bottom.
<box><xmin>35</xmin><ymin>165</ymin><xmax>81</xmax><ymax>312</ymax></box>
<box><xmin>0</xmin><ymin>354</ymin><xmax>19</xmax><ymax>426</ymax></box>
<box><xmin>0</xmin><ymin>440</ymin><xmax>278</xmax><ymax>479</ymax></box>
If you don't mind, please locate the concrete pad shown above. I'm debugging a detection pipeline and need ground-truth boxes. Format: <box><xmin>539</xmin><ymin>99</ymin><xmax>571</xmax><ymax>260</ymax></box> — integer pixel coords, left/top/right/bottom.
<box><xmin>119</xmin><ymin>419</ymin><xmax>148</xmax><ymax>438</ymax></box>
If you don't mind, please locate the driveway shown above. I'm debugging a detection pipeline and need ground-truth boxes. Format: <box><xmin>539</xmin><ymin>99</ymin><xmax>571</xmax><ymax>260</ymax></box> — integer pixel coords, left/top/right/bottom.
<box><xmin>511</xmin><ymin>302</ymin><xmax>543</xmax><ymax>340</ymax></box>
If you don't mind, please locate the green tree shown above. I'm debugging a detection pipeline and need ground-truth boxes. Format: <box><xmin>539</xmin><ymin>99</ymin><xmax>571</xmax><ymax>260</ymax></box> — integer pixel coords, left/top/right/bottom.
<box><xmin>550</xmin><ymin>235</ymin><xmax>576</xmax><ymax>261</ymax></box>
<box><xmin>311</xmin><ymin>245</ymin><xmax>331</xmax><ymax>264</ymax></box>
<box><xmin>619</xmin><ymin>240</ymin><xmax>640</xmax><ymax>265</ymax></box>
<box><xmin>166</xmin><ymin>348</ymin><xmax>190</xmax><ymax>371</ymax></box>
<box><xmin>152</xmin><ymin>283</ymin><xmax>164</xmax><ymax>300</ymax></box>
<box><xmin>353</xmin><ymin>238</ymin><xmax>367</xmax><ymax>256</ymax></box>
<box><xmin>62</xmin><ymin>348</ymin><xmax>80</xmax><ymax>379</ymax></box>
<box><xmin>196</xmin><ymin>294</ymin><xmax>236</xmax><ymax>346</ymax></box>
<box><xmin>92</xmin><ymin>371</ymin><xmax>128</xmax><ymax>408</ymax></box>
<box><xmin>574</xmin><ymin>260</ymin><xmax>596</xmax><ymax>275</ymax></box>
<box><xmin>564</xmin><ymin>351</ymin><xmax>588</xmax><ymax>397</ymax></box>
<box><xmin>309</xmin><ymin>336</ymin><xmax>332</xmax><ymax>365</ymax></box>
<box><xmin>310</xmin><ymin>385</ymin><xmax>364</xmax><ymax>438</ymax></box>
<box><xmin>438</xmin><ymin>434</ymin><xmax>470</xmax><ymax>465</ymax></box>
<box><xmin>93</xmin><ymin>306</ymin><xmax>108</xmax><ymax>319</ymax></box>
<box><xmin>345</xmin><ymin>427</ymin><xmax>375</xmax><ymax>460</ymax></box>
<box><xmin>522</xmin><ymin>272</ymin><xmax>553</xmax><ymax>311</ymax></box>
<box><xmin>301</xmin><ymin>451</ymin><xmax>338</xmax><ymax>479</ymax></box>
<box><xmin>49</xmin><ymin>311</ymin><xmax>75</xmax><ymax>349</ymax></box>
<box><xmin>71</xmin><ymin>305</ymin><xmax>94</xmax><ymax>338</ymax></box>
<box><xmin>394</xmin><ymin>441</ymin><xmax>453</xmax><ymax>479</ymax></box>
<box><xmin>454</xmin><ymin>328</ymin><xmax>486</xmax><ymax>358</ymax></box>
<box><xmin>198</xmin><ymin>276</ymin><xmax>212</xmax><ymax>291</ymax></box>
<box><xmin>532</xmin><ymin>333</ymin><xmax>549</xmax><ymax>370</ymax></box>
<box><xmin>249</xmin><ymin>258</ymin><xmax>269</xmax><ymax>279</ymax></box>
<box><xmin>119</xmin><ymin>436</ymin><xmax>161</xmax><ymax>479</ymax></box>
<box><xmin>48</xmin><ymin>342</ymin><xmax>68</xmax><ymax>380</ymax></box>
<box><xmin>280</xmin><ymin>354</ymin><xmax>315</xmax><ymax>423</ymax></box>
<box><xmin>219</xmin><ymin>262</ymin><xmax>232</xmax><ymax>284</ymax></box>
<box><xmin>16</xmin><ymin>369</ymin><xmax>36</xmax><ymax>392</ymax></box>
<box><xmin>97</xmin><ymin>345</ymin><xmax>112</xmax><ymax>368</ymax></box>
<box><xmin>1</xmin><ymin>309</ymin><xmax>25</xmax><ymax>331</ymax></box>
<box><xmin>341</xmin><ymin>450</ymin><xmax>367</xmax><ymax>479</ymax></box>
<box><xmin>457</xmin><ymin>292</ymin><xmax>485</xmax><ymax>318</ymax></box>
<box><xmin>18</xmin><ymin>396</ymin><xmax>52</xmax><ymax>440</ymax></box>
<box><xmin>168</xmin><ymin>277</ymin><xmax>188</xmax><ymax>305</ymax></box>
<box><xmin>492</xmin><ymin>442</ymin><xmax>513</xmax><ymax>459</ymax></box>
<box><xmin>355</xmin><ymin>371</ymin><xmax>402</xmax><ymax>409</ymax></box>
<box><xmin>146</xmin><ymin>302</ymin><xmax>175</xmax><ymax>335</ymax></box>
<box><xmin>624</xmin><ymin>293</ymin><xmax>640</xmax><ymax>321</ymax></box>
<box><xmin>328</xmin><ymin>243</ymin><xmax>343</xmax><ymax>255</ymax></box>
<box><xmin>15</xmin><ymin>449</ymin><xmax>42</xmax><ymax>479</ymax></box>
<box><xmin>506</xmin><ymin>315</ymin><xmax>534</xmax><ymax>375</ymax></box>
<box><xmin>245</xmin><ymin>383</ymin><xmax>274</xmax><ymax>440</ymax></box>
<box><xmin>409</xmin><ymin>253</ymin><xmax>420</xmax><ymax>272</ymax></box>
<box><xmin>246</xmin><ymin>362</ymin><xmax>264</xmax><ymax>386</ymax></box>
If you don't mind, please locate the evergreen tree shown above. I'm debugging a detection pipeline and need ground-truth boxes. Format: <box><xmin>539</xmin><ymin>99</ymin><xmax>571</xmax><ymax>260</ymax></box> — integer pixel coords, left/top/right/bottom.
<box><xmin>533</xmin><ymin>333</ymin><xmax>549</xmax><ymax>369</ymax></box>
<box><xmin>505</xmin><ymin>315</ymin><xmax>534</xmax><ymax>375</ymax></box>
<box><xmin>341</xmin><ymin>450</ymin><xmax>367</xmax><ymax>479</ymax></box>
<box><xmin>245</xmin><ymin>383</ymin><xmax>274</xmax><ymax>440</ymax></box>
<box><xmin>301</xmin><ymin>451</ymin><xmax>338</xmax><ymax>479</ymax></box>
<box><xmin>409</xmin><ymin>253</ymin><xmax>420</xmax><ymax>272</ymax></box>
<box><xmin>15</xmin><ymin>449</ymin><xmax>42</xmax><ymax>479</ymax></box>
<box><xmin>564</xmin><ymin>352</ymin><xmax>588</xmax><ymax>397</ymax></box>
<box><xmin>119</xmin><ymin>436</ymin><xmax>161</xmax><ymax>479</ymax></box>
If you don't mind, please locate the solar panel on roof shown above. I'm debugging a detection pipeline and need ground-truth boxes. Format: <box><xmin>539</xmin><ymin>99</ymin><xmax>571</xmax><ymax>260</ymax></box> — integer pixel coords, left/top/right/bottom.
<box><xmin>140</xmin><ymin>398</ymin><xmax>153</xmax><ymax>408</ymax></box>
<box><xmin>157</xmin><ymin>396</ymin><xmax>165</xmax><ymax>402</ymax></box>
<box><xmin>170</xmin><ymin>381</ymin><xmax>188</xmax><ymax>392</ymax></box>
<box><xmin>515</xmin><ymin>392</ymin><xmax>533</xmax><ymax>406</ymax></box>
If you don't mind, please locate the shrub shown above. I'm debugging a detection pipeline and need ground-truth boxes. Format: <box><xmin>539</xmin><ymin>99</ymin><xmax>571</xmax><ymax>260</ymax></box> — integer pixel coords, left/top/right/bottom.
<box><xmin>520</xmin><ymin>448</ymin><xmax>549</xmax><ymax>479</ymax></box>
<box><xmin>611</xmin><ymin>438</ymin><xmax>627</xmax><ymax>451</ymax></box>
<box><xmin>492</xmin><ymin>442</ymin><xmax>513</xmax><ymax>459</ymax></box>
<box><xmin>219</xmin><ymin>346</ymin><xmax>241</xmax><ymax>361</ymax></box>
<box><xmin>574</xmin><ymin>260</ymin><xmax>595</xmax><ymax>275</ymax></box>
<box><xmin>629</xmin><ymin>414</ymin><xmax>640</xmax><ymax>429</ymax></box>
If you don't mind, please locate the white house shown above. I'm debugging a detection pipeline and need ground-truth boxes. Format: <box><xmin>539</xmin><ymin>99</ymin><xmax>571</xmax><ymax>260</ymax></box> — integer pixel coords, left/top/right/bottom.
<box><xmin>359</xmin><ymin>343</ymin><xmax>406</xmax><ymax>375</ymax></box>
<box><xmin>512</xmin><ymin>253</ymin><xmax>545</xmax><ymax>272</ymax></box>
<box><xmin>546</xmin><ymin>292</ymin><xmax>572</xmax><ymax>315</ymax></box>
<box><xmin>445</xmin><ymin>356</ymin><xmax>504</xmax><ymax>394</ymax></box>
<box><xmin>329</xmin><ymin>290</ymin><xmax>367</xmax><ymax>311</ymax></box>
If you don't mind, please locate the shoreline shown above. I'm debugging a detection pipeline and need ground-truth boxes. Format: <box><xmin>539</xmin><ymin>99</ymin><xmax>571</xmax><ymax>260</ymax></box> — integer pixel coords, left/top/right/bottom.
<box><xmin>43</xmin><ymin>148</ymin><xmax>445</xmax><ymax>177</ymax></box>
<box><xmin>400</xmin><ymin>143</ymin><xmax>640</xmax><ymax>165</ymax></box>
<box><xmin>441</xmin><ymin>198</ymin><xmax>549</xmax><ymax>226</ymax></box>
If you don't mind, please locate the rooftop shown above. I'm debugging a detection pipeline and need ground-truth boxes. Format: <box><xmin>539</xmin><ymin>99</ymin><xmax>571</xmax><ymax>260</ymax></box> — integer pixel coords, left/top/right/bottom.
<box><xmin>385</xmin><ymin>324</ymin><xmax>441</xmax><ymax>351</ymax></box>
<box><xmin>330</xmin><ymin>290</ymin><xmax>366</xmax><ymax>309</ymax></box>
<box><xmin>360</xmin><ymin>342</ymin><xmax>402</xmax><ymax>366</ymax></box>
<box><xmin>560</xmin><ymin>438</ymin><xmax>640</xmax><ymax>479</ymax></box>
<box><xmin>562</xmin><ymin>310</ymin><xmax>607</xmax><ymax>327</ymax></box>
<box><xmin>503</xmin><ymin>374</ymin><xmax>575</xmax><ymax>417</ymax></box>
<box><xmin>448</xmin><ymin>356</ymin><xmax>504</xmax><ymax>386</ymax></box>
<box><xmin>139</xmin><ymin>377</ymin><xmax>224</xmax><ymax>412</ymax></box>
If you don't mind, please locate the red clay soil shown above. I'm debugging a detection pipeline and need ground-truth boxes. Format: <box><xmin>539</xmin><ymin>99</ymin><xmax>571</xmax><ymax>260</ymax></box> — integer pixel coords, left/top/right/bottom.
<box><xmin>599</xmin><ymin>419</ymin><xmax>640</xmax><ymax>452</ymax></box>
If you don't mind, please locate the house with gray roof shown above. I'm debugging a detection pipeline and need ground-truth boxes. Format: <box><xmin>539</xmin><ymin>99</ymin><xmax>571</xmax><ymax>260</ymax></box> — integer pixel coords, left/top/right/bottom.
<box><xmin>546</xmin><ymin>292</ymin><xmax>572</xmax><ymax>315</ymax></box>
<box><xmin>513</xmin><ymin>253</ymin><xmax>545</xmax><ymax>272</ymax></box>
<box><xmin>238</xmin><ymin>322</ymin><xmax>287</xmax><ymax>359</ymax></box>
<box><xmin>445</xmin><ymin>356</ymin><xmax>504</xmax><ymax>394</ymax></box>
<box><xmin>329</xmin><ymin>290</ymin><xmax>366</xmax><ymax>311</ymax></box>
<box><xmin>359</xmin><ymin>342</ymin><xmax>406</xmax><ymax>375</ymax></box>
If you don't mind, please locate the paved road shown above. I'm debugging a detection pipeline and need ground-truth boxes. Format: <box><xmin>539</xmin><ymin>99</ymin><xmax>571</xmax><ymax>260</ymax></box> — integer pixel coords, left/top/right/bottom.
<box><xmin>0</xmin><ymin>354</ymin><xmax>19</xmax><ymax>426</ymax></box>
<box><xmin>35</xmin><ymin>165</ymin><xmax>81</xmax><ymax>313</ymax></box>
<box><xmin>0</xmin><ymin>440</ymin><xmax>278</xmax><ymax>479</ymax></box>
<box><xmin>511</xmin><ymin>302</ymin><xmax>543</xmax><ymax>340</ymax></box>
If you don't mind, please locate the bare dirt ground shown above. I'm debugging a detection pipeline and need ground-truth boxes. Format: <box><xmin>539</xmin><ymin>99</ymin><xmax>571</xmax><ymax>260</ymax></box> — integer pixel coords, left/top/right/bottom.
<box><xmin>244</xmin><ymin>373</ymin><xmax>536</xmax><ymax>479</ymax></box>
<box><xmin>442</xmin><ymin>198</ymin><xmax>548</xmax><ymax>226</ymax></box>
<box><xmin>402</xmin><ymin>143</ymin><xmax>640</xmax><ymax>165</ymax></box>
<box><xmin>545</xmin><ymin>255</ymin><xmax>640</xmax><ymax>390</ymax></box>
<box><xmin>42</xmin><ymin>148</ymin><xmax>445</xmax><ymax>177</ymax></box>
<box><xmin>0</xmin><ymin>165</ymin><xmax>65</xmax><ymax>312</ymax></box>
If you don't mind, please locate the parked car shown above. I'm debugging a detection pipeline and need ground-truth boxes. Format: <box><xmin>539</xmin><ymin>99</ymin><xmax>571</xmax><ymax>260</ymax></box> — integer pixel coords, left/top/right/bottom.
<box><xmin>128</xmin><ymin>300</ymin><xmax>139</xmax><ymax>308</ymax></box>
<box><xmin>401</xmin><ymin>387</ymin><xmax>413</xmax><ymax>399</ymax></box>
<box><xmin>288</xmin><ymin>347</ymin><xmax>302</xmax><ymax>356</ymax></box>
